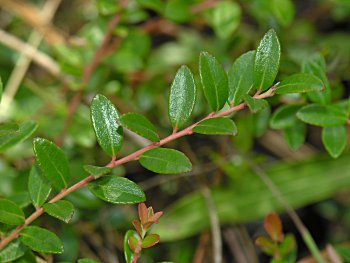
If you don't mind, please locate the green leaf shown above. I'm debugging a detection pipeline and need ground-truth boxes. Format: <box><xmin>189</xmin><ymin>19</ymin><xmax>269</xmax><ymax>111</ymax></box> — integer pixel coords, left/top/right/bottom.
<box><xmin>33</xmin><ymin>138</ymin><xmax>71</xmax><ymax>191</ymax></box>
<box><xmin>78</xmin><ymin>259</ymin><xmax>100</xmax><ymax>263</ymax></box>
<box><xmin>43</xmin><ymin>200</ymin><xmax>75</xmax><ymax>223</ymax></box>
<box><xmin>0</xmin><ymin>199</ymin><xmax>25</xmax><ymax>225</ymax></box>
<box><xmin>19</xmin><ymin>226</ymin><xmax>63</xmax><ymax>254</ymax></box>
<box><xmin>271</xmin><ymin>0</ymin><xmax>295</xmax><ymax>27</ymax></box>
<box><xmin>120</xmin><ymin>113</ymin><xmax>159</xmax><ymax>142</ymax></box>
<box><xmin>0</xmin><ymin>77</ymin><xmax>2</xmax><ymax>102</ymax></box>
<box><xmin>0</xmin><ymin>240</ymin><xmax>26</xmax><ymax>263</ymax></box>
<box><xmin>254</xmin><ymin>29</ymin><xmax>281</xmax><ymax>91</ymax></box>
<box><xmin>136</xmin><ymin>0</ymin><xmax>164</xmax><ymax>13</ymax></box>
<box><xmin>252</xmin><ymin>106</ymin><xmax>271</xmax><ymax>137</ymax></box>
<box><xmin>207</xmin><ymin>1</ymin><xmax>241</xmax><ymax>39</ymax></box>
<box><xmin>164</xmin><ymin>0</ymin><xmax>193</xmax><ymax>22</ymax></box>
<box><xmin>244</xmin><ymin>95</ymin><xmax>268</xmax><ymax>113</ymax></box>
<box><xmin>91</xmin><ymin>94</ymin><xmax>124</xmax><ymax>156</ymax></box>
<box><xmin>228</xmin><ymin>50</ymin><xmax>255</xmax><ymax>106</ymax></box>
<box><xmin>270</xmin><ymin>105</ymin><xmax>302</xmax><ymax>129</ymax></box>
<box><xmin>0</xmin><ymin>123</ymin><xmax>19</xmax><ymax>136</ymax></box>
<box><xmin>88</xmin><ymin>176</ymin><xmax>145</xmax><ymax>204</ymax></box>
<box><xmin>139</xmin><ymin>148</ymin><xmax>192</xmax><ymax>174</ymax></box>
<box><xmin>28</xmin><ymin>164</ymin><xmax>52</xmax><ymax>207</ymax></box>
<box><xmin>193</xmin><ymin>118</ymin><xmax>237</xmax><ymax>135</ymax></box>
<box><xmin>283</xmin><ymin>121</ymin><xmax>306</xmax><ymax>151</ymax></box>
<box><xmin>199</xmin><ymin>52</ymin><xmax>228</xmax><ymax>111</ymax></box>
<box><xmin>168</xmin><ymin>65</ymin><xmax>196</xmax><ymax>129</ymax></box>
<box><xmin>322</xmin><ymin>125</ymin><xmax>347</xmax><ymax>158</ymax></box>
<box><xmin>8</xmin><ymin>192</ymin><xmax>31</xmax><ymax>209</ymax></box>
<box><xmin>124</xmin><ymin>230</ymin><xmax>139</xmax><ymax>263</ymax></box>
<box><xmin>0</xmin><ymin>121</ymin><xmax>38</xmax><ymax>153</ymax></box>
<box><xmin>297</xmin><ymin>104</ymin><xmax>348</xmax><ymax>127</ymax></box>
<box><xmin>83</xmin><ymin>165</ymin><xmax>112</xmax><ymax>179</ymax></box>
<box><xmin>276</xmin><ymin>73</ymin><xmax>324</xmax><ymax>94</ymax></box>
<box><xmin>141</xmin><ymin>234</ymin><xmax>160</xmax><ymax>248</ymax></box>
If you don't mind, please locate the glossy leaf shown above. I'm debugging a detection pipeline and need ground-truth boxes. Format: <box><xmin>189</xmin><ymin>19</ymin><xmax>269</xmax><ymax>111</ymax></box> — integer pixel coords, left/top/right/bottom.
<box><xmin>33</xmin><ymin>138</ymin><xmax>71</xmax><ymax>190</ymax></box>
<box><xmin>297</xmin><ymin>104</ymin><xmax>348</xmax><ymax>127</ymax></box>
<box><xmin>199</xmin><ymin>52</ymin><xmax>228</xmax><ymax>111</ymax></box>
<box><xmin>0</xmin><ymin>121</ymin><xmax>38</xmax><ymax>153</ymax></box>
<box><xmin>270</xmin><ymin>105</ymin><xmax>302</xmax><ymax>129</ymax></box>
<box><xmin>193</xmin><ymin>118</ymin><xmax>237</xmax><ymax>135</ymax></box>
<box><xmin>124</xmin><ymin>230</ymin><xmax>139</xmax><ymax>263</ymax></box>
<box><xmin>0</xmin><ymin>199</ymin><xmax>25</xmax><ymax>225</ymax></box>
<box><xmin>275</xmin><ymin>73</ymin><xmax>324</xmax><ymax>94</ymax></box>
<box><xmin>254</xmin><ymin>29</ymin><xmax>281</xmax><ymax>91</ymax></box>
<box><xmin>88</xmin><ymin>176</ymin><xmax>145</xmax><ymax>204</ymax></box>
<box><xmin>322</xmin><ymin>125</ymin><xmax>347</xmax><ymax>158</ymax></box>
<box><xmin>0</xmin><ymin>240</ymin><xmax>26</xmax><ymax>263</ymax></box>
<box><xmin>244</xmin><ymin>95</ymin><xmax>268</xmax><ymax>113</ymax></box>
<box><xmin>43</xmin><ymin>200</ymin><xmax>75</xmax><ymax>223</ymax></box>
<box><xmin>228</xmin><ymin>50</ymin><xmax>255</xmax><ymax>106</ymax></box>
<box><xmin>19</xmin><ymin>226</ymin><xmax>63</xmax><ymax>254</ymax></box>
<box><xmin>0</xmin><ymin>123</ymin><xmax>19</xmax><ymax>136</ymax></box>
<box><xmin>283</xmin><ymin>121</ymin><xmax>306</xmax><ymax>151</ymax></box>
<box><xmin>83</xmin><ymin>165</ymin><xmax>112</xmax><ymax>179</ymax></box>
<box><xmin>271</xmin><ymin>0</ymin><xmax>295</xmax><ymax>27</ymax></box>
<box><xmin>28</xmin><ymin>164</ymin><xmax>52</xmax><ymax>207</ymax></box>
<box><xmin>168</xmin><ymin>66</ymin><xmax>196</xmax><ymax>129</ymax></box>
<box><xmin>141</xmin><ymin>234</ymin><xmax>160</xmax><ymax>248</ymax></box>
<box><xmin>91</xmin><ymin>94</ymin><xmax>124</xmax><ymax>156</ymax></box>
<box><xmin>139</xmin><ymin>148</ymin><xmax>192</xmax><ymax>174</ymax></box>
<box><xmin>120</xmin><ymin>112</ymin><xmax>159</xmax><ymax>142</ymax></box>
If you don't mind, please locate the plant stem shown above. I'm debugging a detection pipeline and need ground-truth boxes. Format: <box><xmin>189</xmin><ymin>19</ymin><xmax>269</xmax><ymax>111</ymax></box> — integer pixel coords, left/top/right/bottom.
<box><xmin>0</xmin><ymin>89</ymin><xmax>275</xmax><ymax>251</ymax></box>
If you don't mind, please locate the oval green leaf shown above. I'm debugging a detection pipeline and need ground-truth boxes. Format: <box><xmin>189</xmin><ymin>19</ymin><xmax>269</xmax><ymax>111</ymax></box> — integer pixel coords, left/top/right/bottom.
<box><xmin>322</xmin><ymin>125</ymin><xmax>347</xmax><ymax>158</ymax></box>
<box><xmin>83</xmin><ymin>165</ymin><xmax>112</xmax><ymax>179</ymax></box>
<box><xmin>0</xmin><ymin>199</ymin><xmax>25</xmax><ymax>225</ymax></box>
<box><xmin>297</xmin><ymin>104</ymin><xmax>348</xmax><ymax>127</ymax></box>
<box><xmin>0</xmin><ymin>240</ymin><xmax>26</xmax><ymax>262</ymax></box>
<box><xmin>19</xmin><ymin>226</ymin><xmax>63</xmax><ymax>254</ymax></box>
<box><xmin>254</xmin><ymin>29</ymin><xmax>281</xmax><ymax>91</ymax></box>
<box><xmin>275</xmin><ymin>73</ymin><xmax>324</xmax><ymax>94</ymax></box>
<box><xmin>168</xmin><ymin>65</ymin><xmax>196</xmax><ymax>129</ymax></box>
<box><xmin>270</xmin><ymin>104</ymin><xmax>302</xmax><ymax>129</ymax></box>
<box><xmin>28</xmin><ymin>164</ymin><xmax>52</xmax><ymax>207</ymax></box>
<box><xmin>283</xmin><ymin>121</ymin><xmax>306</xmax><ymax>151</ymax></box>
<box><xmin>88</xmin><ymin>176</ymin><xmax>145</xmax><ymax>204</ymax></box>
<box><xmin>228</xmin><ymin>50</ymin><xmax>255</xmax><ymax>106</ymax></box>
<box><xmin>120</xmin><ymin>112</ymin><xmax>159</xmax><ymax>142</ymax></box>
<box><xmin>272</xmin><ymin>0</ymin><xmax>295</xmax><ymax>27</ymax></box>
<box><xmin>43</xmin><ymin>200</ymin><xmax>75</xmax><ymax>223</ymax></box>
<box><xmin>141</xmin><ymin>234</ymin><xmax>160</xmax><ymax>248</ymax></box>
<box><xmin>139</xmin><ymin>148</ymin><xmax>192</xmax><ymax>174</ymax></box>
<box><xmin>0</xmin><ymin>123</ymin><xmax>19</xmax><ymax>136</ymax></box>
<box><xmin>193</xmin><ymin>118</ymin><xmax>237</xmax><ymax>135</ymax></box>
<box><xmin>33</xmin><ymin>138</ymin><xmax>71</xmax><ymax>191</ymax></box>
<box><xmin>0</xmin><ymin>121</ymin><xmax>38</xmax><ymax>153</ymax></box>
<box><xmin>199</xmin><ymin>52</ymin><xmax>228</xmax><ymax>111</ymax></box>
<box><xmin>124</xmin><ymin>230</ymin><xmax>139</xmax><ymax>263</ymax></box>
<box><xmin>91</xmin><ymin>94</ymin><xmax>124</xmax><ymax>156</ymax></box>
<box><xmin>244</xmin><ymin>95</ymin><xmax>268</xmax><ymax>113</ymax></box>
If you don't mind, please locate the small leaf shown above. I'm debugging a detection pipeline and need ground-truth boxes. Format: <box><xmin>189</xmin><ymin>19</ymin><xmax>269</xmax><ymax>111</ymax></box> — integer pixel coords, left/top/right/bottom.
<box><xmin>88</xmin><ymin>176</ymin><xmax>145</xmax><ymax>204</ymax></box>
<box><xmin>255</xmin><ymin>236</ymin><xmax>276</xmax><ymax>255</ymax></box>
<box><xmin>128</xmin><ymin>236</ymin><xmax>139</xmax><ymax>252</ymax></box>
<box><xmin>254</xmin><ymin>29</ymin><xmax>281</xmax><ymax>91</ymax></box>
<box><xmin>244</xmin><ymin>95</ymin><xmax>268</xmax><ymax>113</ymax></box>
<box><xmin>0</xmin><ymin>121</ymin><xmax>38</xmax><ymax>153</ymax></box>
<box><xmin>0</xmin><ymin>123</ymin><xmax>19</xmax><ymax>136</ymax></box>
<box><xmin>0</xmin><ymin>240</ymin><xmax>26</xmax><ymax>262</ymax></box>
<box><xmin>279</xmin><ymin>234</ymin><xmax>296</xmax><ymax>255</ymax></box>
<box><xmin>124</xmin><ymin>230</ymin><xmax>139</xmax><ymax>263</ymax></box>
<box><xmin>141</xmin><ymin>234</ymin><xmax>160</xmax><ymax>248</ymax></box>
<box><xmin>19</xmin><ymin>226</ymin><xmax>63</xmax><ymax>254</ymax></box>
<box><xmin>43</xmin><ymin>200</ymin><xmax>75</xmax><ymax>223</ymax></box>
<box><xmin>193</xmin><ymin>118</ymin><xmax>237</xmax><ymax>135</ymax></box>
<box><xmin>264</xmin><ymin>212</ymin><xmax>284</xmax><ymax>242</ymax></box>
<box><xmin>78</xmin><ymin>259</ymin><xmax>100</xmax><ymax>263</ymax></box>
<box><xmin>91</xmin><ymin>94</ymin><xmax>124</xmax><ymax>156</ymax></box>
<box><xmin>271</xmin><ymin>0</ymin><xmax>295</xmax><ymax>27</ymax></box>
<box><xmin>168</xmin><ymin>65</ymin><xmax>196</xmax><ymax>129</ymax></box>
<box><xmin>33</xmin><ymin>138</ymin><xmax>71</xmax><ymax>190</ymax></box>
<box><xmin>138</xmin><ymin>203</ymin><xmax>148</xmax><ymax>225</ymax></box>
<box><xmin>139</xmin><ymin>148</ymin><xmax>192</xmax><ymax>174</ymax></box>
<box><xmin>322</xmin><ymin>125</ymin><xmax>347</xmax><ymax>158</ymax></box>
<box><xmin>83</xmin><ymin>165</ymin><xmax>112</xmax><ymax>179</ymax></box>
<box><xmin>132</xmin><ymin>219</ymin><xmax>142</xmax><ymax>238</ymax></box>
<box><xmin>228</xmin><ymin>50</ymin><xmax>255</xmax><ymax>106</ymax></box>
<box><xmin>120</xmin><ymin>113</ymin><xmax>159</xmax><ymax>142</ymax></box>
<box><xmin>297</xmin><ymin>104</ymin><xmax>348</xmax><ymax>127</ymax></box>
<box><xmin>275</xmin><ymin>73</ymin><xmax>324</xmax><ymax>94</ymax></box>
<box><xmin>283</xmin><ymin>121</ymin><xmax>306</xmax><ymax>151</ymax></box>
<box><xmin>28</xmin><ymin>164</ymin><xmax>52</xmax><ymax>207</ymax></box>
<box><xmin>270</xmin><ymin>105</ymin><xmax>302</xmax><ymax>129</ymax></box>
<box><xmin>0</xmin><ymin>199</ymin><xmax>25</xmax><ymax>225</ymax></box>
<box><xmin>199</xmin><ymin>52</ymin><xmax>228</xmax><ymax>111</ymax></box>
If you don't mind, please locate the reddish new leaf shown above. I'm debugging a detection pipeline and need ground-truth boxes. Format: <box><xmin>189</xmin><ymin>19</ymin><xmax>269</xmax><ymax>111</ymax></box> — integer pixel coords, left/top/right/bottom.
<box><xmin>264</xmin><ymin>212</ymin><xmax>284</xmax><ymax>242</ymax></box>
<box><xmin>141</xmin><ymin>234</ymin><xmax>160</xmax><ymax>249</ymax></box>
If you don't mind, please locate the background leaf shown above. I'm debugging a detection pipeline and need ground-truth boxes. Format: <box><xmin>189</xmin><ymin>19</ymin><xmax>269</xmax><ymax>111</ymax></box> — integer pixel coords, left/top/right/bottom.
<box><xmin>33</xmin><ymin>138</ymin><xmax>71</xmax><ymax>190</ymax></box>
<box><xmin>275</xmin><ymin>73</ymin><xmax>324</xmax><ymax>94</ymax></box>
<box><xmin>193</xmin><ymin>118</ymin><xmax>237</xmax><ymax>135</ymax></box>
<box><xmin>139</xmin><ymin>148</ymin><xmax>192</xmax><ymax>174</ymax></box>
<box><xmin>283</xmin><ymin>121</ymin><xmax>306</xmax><ymax>151</ymax></box>
<box><xmin>270</xmin><ymin>105</ymin><xmax>302</xmax><ymax>129</ymax></box>
<box><xmin>43</xmin><ymin>200</ymin><xmax>75</xmax><ymax>223</ymax></box>
<box><xmin>199</xmin><ymin>52</ymin><xmax>228</xmax><ymax>111</ymax></box>
<box><xmin>88</xmin><ymin>176</ymin><xmax>145</xmax><ymax>204</ymax></box>
<box><xmin>168</xmin><ymin>65</ymin><xmax>196</xmax><ymax>129</ymax></box>
<box><xmin>0</xmin><ymin>123</ymin><xmax>19</xmax><ymax>136</ymax></box>
<box><xmin>91</xmin><ymin>94</ymin><xmax>124</xmax><ymax>156</ymax></box>
<box><xmin>271</xmin><ymin>0</ymin><xmax>295</xmax><ymax>27</ymax></box>
<box><xmin>254</xmin><ymin>29</ymin><xmax>281</xmax><ymax>91</ymax></box>
<box><xmin>0</xmin><ymin>199</ymin><xmax>25</xmax><ymax>225</ymax></box>
<box><xmin>322</xmin><ymin>125</ymin><xmax>347</xmax><ymax>158</ymax></box>
<box><xmin>78</xmin><ymin>259</ymin><xmax>100</xmax><ymax>263</ymax></box>
<box><xmin>28</xmin><ymin>164</ymin><xmax>52</xmax><ymax>207</ymax></box>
